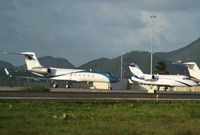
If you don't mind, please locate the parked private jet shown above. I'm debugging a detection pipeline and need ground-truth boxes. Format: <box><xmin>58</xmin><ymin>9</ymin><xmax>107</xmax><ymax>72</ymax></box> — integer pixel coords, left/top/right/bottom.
<box><xmin>5</xmin><ymin>52</ymin><xmax>118</xmax><ymax>88</ymax></box>
<box><xmin>184</xmin><ymin>62</ymin><xmax>200</xmax><ymax>82</ymax></box>
<box><xmin>128</xmin><ymin>63</ymin><xmax>198</xmax><ymax>91</ymax></box>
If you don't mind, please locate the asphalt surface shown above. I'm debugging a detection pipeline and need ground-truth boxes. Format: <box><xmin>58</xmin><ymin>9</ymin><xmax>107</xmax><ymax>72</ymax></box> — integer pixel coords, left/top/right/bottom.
<box><xmin>1</xmin><ymin>89</ymin><xmax>200</xmax><ymax>101</ymax></box>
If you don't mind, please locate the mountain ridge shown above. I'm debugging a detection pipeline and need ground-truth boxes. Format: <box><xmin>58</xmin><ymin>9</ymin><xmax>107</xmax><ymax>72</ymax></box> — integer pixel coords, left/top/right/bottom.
<box><xmin>155</xmin><ymin>37</ymin><xmax>200</xmax><ymax>65</ymax></box>
<box><xmin>1</xmin><ymin>37</ymin><xmax>200</xmax><ymax>78</ymax></box>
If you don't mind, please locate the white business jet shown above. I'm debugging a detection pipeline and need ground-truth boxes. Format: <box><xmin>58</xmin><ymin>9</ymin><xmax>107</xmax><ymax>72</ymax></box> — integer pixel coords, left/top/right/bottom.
<box><xmin>128</xmin><ymin>63</ymin><xmax>198</xmax><ymax>91</ymax></box>
<box><xmin>5</xmin><ymin>52</ymin><xmax>118</xmax><ymax>88</ymax></box>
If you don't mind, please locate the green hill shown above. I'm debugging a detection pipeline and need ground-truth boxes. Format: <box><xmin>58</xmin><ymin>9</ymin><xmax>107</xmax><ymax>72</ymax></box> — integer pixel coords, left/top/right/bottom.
<box><xmin>0</xmin><ymin>60</ymin><xmax>14</xmax><ymax>69</ymax></box>
<box><xmin>155</xmin><ymin>37</ymin><xmax>200</xmax><ymax>65</ymax></box>
<box><xmin>39</xmin><ymin>56</ymin><xmax>75</xmax><ymax>68</ymax></box>
<box><xmin>80</xmin><ymin>51</ymin><xmax>185</xmax><ymax>78</ymax></box>
<box><xmin>79</xmin><ymin>58</ymin><xmax>111</xmax><ymax>71</ymax></box>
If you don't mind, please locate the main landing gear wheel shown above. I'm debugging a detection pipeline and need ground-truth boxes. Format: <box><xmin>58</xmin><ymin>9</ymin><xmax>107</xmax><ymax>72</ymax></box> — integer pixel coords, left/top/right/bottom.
<box><xmin>53</xmin><ymin>83</ymin><xmax>58</xmax><ymax>88</ymax></box>
<box><xmin>154</xmin><ymin>89</ymin><xmax>157</xmax><ymax>94</ymax></box>
<box><xmin>65</xmin><ymin>84</ymin><xmax>70</xmax><ymax>88</ymax></box>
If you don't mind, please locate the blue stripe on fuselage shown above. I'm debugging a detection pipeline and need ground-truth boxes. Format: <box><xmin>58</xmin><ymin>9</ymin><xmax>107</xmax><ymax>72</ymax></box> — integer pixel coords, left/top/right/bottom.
<box><xmin>76</xmin><ymin>70</ymin><xmax>119</xmax><ymax>83</ymax></box>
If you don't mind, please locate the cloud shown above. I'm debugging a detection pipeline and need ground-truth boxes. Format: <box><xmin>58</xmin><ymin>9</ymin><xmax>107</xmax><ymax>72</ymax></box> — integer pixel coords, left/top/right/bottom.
<box><xmin>137</xmin><ymin>0</ymin><xmax>200</xmax><ymax>11</ymax></box>
<box><xmin>0</xmin><ymin>0</ymin><xmax>200</xmax><ymax>66</ymax></box>
<box><xmin>106</xmin><ymin>0</ymin><xmax>200</xmax><ymax>12</ymax></box>
<box><xmin>112</xmin><ymin>11</ymin><xmax>176</xmax><ymax>52</ymax></box>
<box><xmin>93</xmin><ymin>3</ymin><xmax>144</xmax><ymax>29</ymax></box>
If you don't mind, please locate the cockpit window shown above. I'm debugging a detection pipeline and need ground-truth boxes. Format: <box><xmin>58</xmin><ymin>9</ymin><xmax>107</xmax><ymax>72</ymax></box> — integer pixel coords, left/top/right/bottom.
<box><xmin>105</xmin><ymin>73</ymin><xmax>113</xmax><ymax>77</ymax></box>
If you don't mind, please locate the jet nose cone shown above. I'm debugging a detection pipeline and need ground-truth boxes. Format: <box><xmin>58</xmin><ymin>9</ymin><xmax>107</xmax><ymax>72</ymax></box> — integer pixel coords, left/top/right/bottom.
<box><xmin>109</xmin><ymin>76</ymin><xmax>119</xmax><ymax>83</ymax></box>
<box><xmin>102</xmin><ymin>72</ymin><xmax>119</xmax><ymax>83</ymax></box>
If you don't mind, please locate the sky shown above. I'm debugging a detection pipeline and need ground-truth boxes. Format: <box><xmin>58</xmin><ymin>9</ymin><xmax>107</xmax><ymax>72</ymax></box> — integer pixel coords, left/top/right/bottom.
<box><xmin>0</xmin><ymin>0</ymin><xmax>200</xmax><ymax>66</ymax></box>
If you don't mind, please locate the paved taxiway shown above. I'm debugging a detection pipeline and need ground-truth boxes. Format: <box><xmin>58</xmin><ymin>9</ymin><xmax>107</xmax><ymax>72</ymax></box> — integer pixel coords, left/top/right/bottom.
<box><xmin>1</xmin><ymin>88</ymin><xmax>200</xmax><ymax>101</ymax></box>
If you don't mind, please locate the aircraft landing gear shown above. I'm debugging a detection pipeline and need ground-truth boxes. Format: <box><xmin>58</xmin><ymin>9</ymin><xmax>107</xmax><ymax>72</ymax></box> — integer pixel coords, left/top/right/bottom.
<box><xmin>52</xmin><ymin>81</ymin><xmax>72</xmax><ymax>88</ymax></box>
<box><xmin>65</xmin><ymin>82</ymin><xmax>71</xmax><ymax>88</ymax></box>
<box><xmin>53</xmin><ymin>83</ymin><xmax>58</xmax><ymax>88</ymax></box>
<box><xmin>154</xmin><ymin>89</ymin><xmax>157</xmax><ymax>93</ymax></box>
<box><xmin>65</xmin><ymin>84</ymin><xmax>70</xmax><ymax>88</ymax></box>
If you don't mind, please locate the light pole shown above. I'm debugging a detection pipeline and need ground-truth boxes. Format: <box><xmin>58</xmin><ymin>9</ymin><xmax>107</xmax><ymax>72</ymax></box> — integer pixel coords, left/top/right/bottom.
<box><xmin>120</xmin><ymin>55</ymin><xmax>123</xmax><ymax>78</ymax></box>
<box><xmin>150</xmin><ymin>15</ymin><xmax>156</xmax><ymax>75</ymax></box>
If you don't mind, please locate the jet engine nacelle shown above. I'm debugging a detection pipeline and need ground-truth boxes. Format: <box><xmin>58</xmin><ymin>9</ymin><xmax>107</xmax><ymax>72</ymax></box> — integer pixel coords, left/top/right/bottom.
<box><xmin>31</xmin><ymin>67</ymin><xmax>51</xmax><ymax>76</ymax></box>
<box><xmin>144</xmin><ymin>74</ymin><xmax>158</xmax><ymax>80</ymax></box>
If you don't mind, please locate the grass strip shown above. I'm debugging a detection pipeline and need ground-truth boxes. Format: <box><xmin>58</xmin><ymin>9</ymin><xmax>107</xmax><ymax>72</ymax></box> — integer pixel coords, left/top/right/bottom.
<box><xmin>0</xmin><ymin>100</ymin><xmax>200</xmax><ymax>135</ymax></box>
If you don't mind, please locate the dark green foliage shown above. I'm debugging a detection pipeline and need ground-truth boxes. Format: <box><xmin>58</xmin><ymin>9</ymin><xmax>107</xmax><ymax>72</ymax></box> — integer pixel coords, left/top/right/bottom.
<box><xmin>0</xmin><ymin>101</ymin><xmax>200</xmax><ymax>135</ymax></box>
<box><xmin>154</xmin><ymin>61</ymin><xmax>169</xmax><ymax>74</ymax></box>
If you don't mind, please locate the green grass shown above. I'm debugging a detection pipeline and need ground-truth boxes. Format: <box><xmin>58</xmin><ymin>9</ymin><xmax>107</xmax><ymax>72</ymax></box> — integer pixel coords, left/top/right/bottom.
<box><xmin>0</xmin><ymin>101</ymin><xmax>200</xmax><ymax>135</ymax></box>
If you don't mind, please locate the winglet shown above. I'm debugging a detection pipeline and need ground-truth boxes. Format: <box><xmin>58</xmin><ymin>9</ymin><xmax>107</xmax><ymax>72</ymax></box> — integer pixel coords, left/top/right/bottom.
<box><xmin>4</xmin><ymin>68</ymin><xmax>12</xmax><ymax>77</ymax></box>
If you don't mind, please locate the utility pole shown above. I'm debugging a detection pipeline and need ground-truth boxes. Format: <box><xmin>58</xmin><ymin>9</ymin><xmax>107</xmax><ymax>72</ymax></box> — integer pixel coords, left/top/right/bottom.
<box><xmin>150</xmin><ymin>15</ymin><xmax>156</xmax><ymax>75</ymax></box>
<box><xmin>121</xmin><ymin>55</ymin><xmax>123</xmax><ymax>78</ymax></box>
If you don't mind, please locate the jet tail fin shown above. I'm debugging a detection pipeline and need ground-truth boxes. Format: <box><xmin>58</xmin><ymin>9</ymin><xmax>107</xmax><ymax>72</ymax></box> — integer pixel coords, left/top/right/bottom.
<box><xmin>184</xmin><ymin>62</ymin><xmax>200</xmax><ymax>80</ymax></box>
<box><xmin>129</xmin><ymin>63</ymin><xmax>144</xmax><ymax>78</ymax></box>
<box><xmin>5</xmin><ymin>52</ymin><xmax>42</xmax><ymax>70</ymax></box>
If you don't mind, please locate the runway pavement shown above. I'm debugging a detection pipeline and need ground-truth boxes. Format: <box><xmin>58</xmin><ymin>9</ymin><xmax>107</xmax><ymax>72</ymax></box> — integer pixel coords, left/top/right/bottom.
<box><xmin>1</xmin><ymin>88</ymin><xmax>200</xmax><ymax>101</ymax></box>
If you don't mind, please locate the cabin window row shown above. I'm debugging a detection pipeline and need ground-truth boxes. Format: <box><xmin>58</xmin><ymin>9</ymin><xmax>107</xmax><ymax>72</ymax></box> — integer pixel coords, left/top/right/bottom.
<box><xmin>72</xmin><ymin>74</ymin><xmax>95</xmax><ymax>77</ymax></box>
